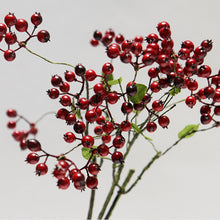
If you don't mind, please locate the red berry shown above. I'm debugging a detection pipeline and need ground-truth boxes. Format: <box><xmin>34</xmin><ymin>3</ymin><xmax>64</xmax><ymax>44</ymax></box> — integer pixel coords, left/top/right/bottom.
<box><xmin>200</xmin><ymin>105</ymin><xmax>211</xmax><ymax>114</ymax></box>
<box><xmin>213</xmin><ymin>88</ymin><xmax>220</xmax><ymax>103</ymax></box>
<box><xmin>200</xmin><ymin>113</ymin><xmax>212</xmax><ymax>124</ymax></box>
<box><xmin>4</xmin><ymin>49</ymin><xmax>16</xmax><ymax>61</ymax></box>
<box><xmin>185</xmin><ymin>96</ymin><xmax>196</xmax><ymax>108</ymax></box>
<box><xmin>126</xmin><ymin>84</ymin><xmax>137</xmax><ymax>97</ymax></box>
<box><xmin>158</xmin><ymin>115</ymin><xmax>170</xmax><ymax>128</ymax></box>
<box><xmin>115</xmin><ymin>34</ymin><xmax>125</xmax><ymax>44</ymax></box>
<box><xmin>31</xmin><ymin>12</ymin><xmax>42</xmax><ymax>26</ymax></box>
<box><xmin>12</xmin><ymin>130</ymin><xmax>23</xmax><ymax>141</ymax></box>
<box><xmin>64</xmin><ymin>71</ymin><xmax>75</xmax><ymax>82</ymax></box>
<box><xmin>64</xmin><ymin>132</ymin><xmax>75</xmax><ymax>143</ymax></box>
<box><xmin>130</xmin><ymin>42</ymin><xmax>142</xmax><ymax>55</ymax></box>
<box><xmin>56</xmin><ymin>108</ymin><xmax>69</xmax><ymax>120</ymax></box>
<box><xmin>93</xmin><ymin>30</ymin><xmax>102</xmax><ymax>40</ymax></box>
<box><xmin>178</xmin><ymin>48</ymin><xmax>190</xmax><ymax>60</ymax></box>
<box><xmin>197</xmin><ymin>65</ymin><xmax>212</xmax><ymax>78</ymax></box>
<box><xmin>35</xmin><ymin>163</ymin><xmax>48</xmax><ymax>176</ymax></box>
<box><xmin>90</xmin><ymin>38</ymin><xmax>99</xmax><ymax>46</ymax></box>
<box><xmin>194</xmin><ymin>46</ymin><xmax>206</xmax><ymax>60</ymax></box>
<box><xmin>120</xmin><ymin>120</ymin><xmax>132</xmax><ymax>132</ymax></box>
<box><xmin>7</xmin><ymin>120</ymin><xmax>16</xmax><ymax>129</ymax></box>
<box><xmin>85</xmin><ymin>69</ymin><xmax>97</xmax><ymax>81</ymax></box>
<box><xmin>26</xmin><ymin>139</ymin><xmax>41</xmax><ymax>152</ymax></box>
<box><xmin>78</xmin><ymin>98</ymin><xmax>89</xmax><ymax>110</ymax></box>
<box><xmin>4</xmin><ymin>13</ymin><xmax>17</xmax><ymax>27</ymax></box>
<box><xmin>75</xmin><ymin>64</ymin><xmax>86</xmax><ymax>76</ymax></box>
<box><xmin>86</xmin><ymin>176</ymin><xmax>98</xmax><ymax>189</ymax></box>
<box><xmin>102</xmin><ymin>63</ymin><xmax>114</xmax><ymax>75</ymax></box>
<box><xmin>148</xmin><ymin>67</ymin><xmax>160</xmax><ymax>78</ymax></box>
<box><xmin>6</xmin><ymin>109</ymin><xmax>17</xmax><ymax>117</ymax></box>
<box><xmin>120</xmin><ymin>51</ymin><xmax>132</xmax><ymax>63</ymax></box>
<box><xmin>186</xmin><ymin>79</ymin><xmax>198</xmax><ymax>91</ymax></box>
<box><xmin>37</xmin><ymin>30</ymin><xmax>50</xmax><ymax>42</ymax></box>
<box><xmin>107</xmin><ymin>92</ymin><xmax>119</xmax><ymax>104</ymax></box>
<box><xmin>113</xmin><ymin>135</ymin><xmax>125</xmax><ymax>149</ymax></box>
<box><xmin>181</xmin><ymin>40</ymin><xmax>194</xmax><ymax>52</ymax></box>
<box><xmin>5</xmin><ymin>32</ymin><xmax>17</xmax><ymax>45</ymax></box>
<box><xmin>94</xmin><ymin>126</ymin><xmax>103</xmax><ymax>135</ymax></box>
<box><xmin>94</xmin><ymin>83</ymin><xmax>105</xmax><ymax>94</ymax></box>
<box><xmin>96</xmin><ymin>115</ymin><xmax>106</xmax><ymax>125</ymax></box>
<box><xmin>214</xmin><ymin>106</ymin><xmax>220</xmax><ymax>115</ymax></box>
<box><xmin>82</xmin><ymin>135</ymin><xmax>94</xmax><ymax>148</ymax></box>
<box><xmin>121</xmin><ymin>102</ymin><xmax>133</xmax><ymax>114</ymax></box>
<box><xmin>145</xmin><ymin>33</ymin><xmax>159</xmax><ymax>43</ymax></box>
<box><xmin>89</xmin><ymin>94</ymin><xmax>103</xmax><ymax>107</ymax></box>
<box><xmin>97</xmin><ymin>143</ymin><xmax>109</xmax><ymax>156</ymax></box>
<box><xmin>51</xmin><ymin>75</ymin><xmax>63</xmax><ymax>87</ymax></box>
<box><xmin>25</xmin><ymin>153</ymin><xmax>40</xmax><ymax>164</ymax></box>
<box><xmin>0</xmin><ymin>23</ymin><xmax>7</xmax><ymax>36</ymax></box>
<box><xmin>157</xmin><ymin>21</ymin><xmax>170</xmax><ymax>31</ymax></box>
<box><xmin>146</xmin><ymin>121</ymin><xmax>157</xmax><ymax>132</ymax></box>
<box><xmin>201</xmin><ymin>39</ymin><xmax>212</xmax><ymax>52</ymax></box>
<box><xmin>59</xmin><ymin>95</ymin><xmax>72</xmax><ymax>106</ymax></box>
<box><xmin>65</xmin><ymin>114</ymin><xmax>76</xmax><ymax>125</ymax></box>
<box><xmin>107</xmin><ymin>43</ymin><xmax>120</xmax><ymax>58</ymax></box>
<box><xmin>57</xmin><ymin>177</ymin><xmax>70</xmax><ymax>190</ymax></box>
<box><xmin>158</xmin><ymin>27</ymin><xmax>171</xmax><ymax>39</ymax></box>
<box><xmin>111</xmin><ymin>151</ymin><xmax>124</xmax><ymax>164</ymax></box>
<box><xmin>15</xmin><ymin>19</ymin><xmax>28</xmax><ymax>32</ymax></box>
<box><xmin>47</xmin><ymin>88</ymin><xmax>59</xmax><ymax>99</ymax></box>
<box><xmin>59</xmin><ymin>82</ymin><xmax>70</xmax><ymax>93</ymax></box>
<box><xmin>88</xmin><ymin>163</ymin><xmax>100</xmax><ymax>175</ymax></box>
<box><xmin>85</xmin><ymin>109</ymin><xmax>97</xmax><ymax>123</ymax></box>
<box><xmin>74</xmin><ymin>121</ymin><xmax>86</xmax><ymax>134</ymax></box>
<box><xmin>152</xmin><ymin>100</ymin><xmax>163</xmax><ymax>112</ymax></box>
<box><xmin>102</xmin><ymin>121</ymin><xmax>114</xmax><ymax>134</ymax></box>
<box><xmin>102</xmin><ymin>134</ymin><xmax>111</xmax><ymax>143</ymax></box>
<box><xmin>203</xmin><ymin>86</ymin><xmax>215</xmax><ymax>99</ymax></box>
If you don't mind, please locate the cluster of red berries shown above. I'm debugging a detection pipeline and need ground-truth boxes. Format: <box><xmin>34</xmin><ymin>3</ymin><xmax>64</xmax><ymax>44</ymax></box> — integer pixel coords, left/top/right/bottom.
<box><xmin>6</xmin><ymin>20</ymin><xmax>220</xmax><ymax>191</ymax></box>
<box><xmin>0</xmin><ymin>12</ymin><xmax>50</xmax><ymax>61</ymax></box>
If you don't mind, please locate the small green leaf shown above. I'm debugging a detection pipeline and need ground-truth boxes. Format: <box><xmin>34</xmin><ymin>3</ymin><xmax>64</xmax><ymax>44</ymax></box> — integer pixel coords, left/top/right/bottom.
<box><xmin>76</xmin><ymin>108</ymin><xmax>81</xmax><ymax>119</ymax></box>
<box><xmin>81</xmin><ymin>146</ymin><xmax>97</xmax><ymax>160</ymax></box>
<box><xmin>129</xmin><ymin>84</ymin><xmax>147</xmax><ymax>104</ymax></box>
<box><xmin>108</xmin><ymin>77</ymin><xmax>122</xmax><ymax>86</ymax></box>
<box><xmin>105</xmin><ymin>73</ymin><xmax>114</xmax><ymax>82</ymax></box>
<box><xmin>178</xmin><ymin>124</ymin><xmax>200</xmax><ymax>139</ymax></box>
<box><xmin>169</xmin><ymin>86</ymin><xmax>181</xmax><ymax>96</ymax></box>
<box><xmin>131</xmin><ymin>123</ymin><xmax>152</xmax><ymax>141</ymax></box>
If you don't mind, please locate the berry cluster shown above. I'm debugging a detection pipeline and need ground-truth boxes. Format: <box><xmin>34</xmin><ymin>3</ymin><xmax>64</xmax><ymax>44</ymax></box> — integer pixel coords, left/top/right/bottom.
<box><xmin>6</xmin><ymin>21</ymin><xmax>220</xmax><ymax>191</ymax></box>
<box><xmin>0</xmin><ymin>12</ymin><xmax>50</xmax><ymax>61</ymax></box>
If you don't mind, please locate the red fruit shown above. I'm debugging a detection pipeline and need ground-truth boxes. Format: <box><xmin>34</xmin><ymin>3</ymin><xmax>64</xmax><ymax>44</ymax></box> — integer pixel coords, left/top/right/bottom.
<box><xmin>200</xmin><ymin>113</ymin><xmax>212</xmax><ymax>124</ymax></box>
<box><xmin>97</xmin><ymin>144</ymin><xmax>109</xmax><ymax>156</ymax></box>
<box><xmin>89</xmin><ymin>94</ymin><xmax>103</xmax><ymax>107</ymax></box>
<box><xmin>86</xmin><ymin>176</ymin><xmax>98</xmax><ymax>189</ymax></box>
<box><xmin>31</xmin><ymin>12</ymin><xmax>42</xmax><ymax>26</ymax></box>
<box><xmin>120</xmin><ymin>120</ymin><xmax>132</xmax><ymax>132</ymax></box>
<box><xmin>102</xmin><ymin>63</ymin><xmax>114</xmax><ymax>75</ymax></box>
<box><xmin>130</xmin><ymin>42</ymin><xmax>142</xmax><ymax>55</ymax></box>
<box><xmin>93</xmin><ymin>30</ymin><xmax>102</xmax><ymax>40</ymax></box>
<box><xmin>37</xmin><ymin>30</ymin><xmax>50</xmax><ymax>42</ymax></box>
<box><xmin>90</xmin><ymin>38</ymin><xmax>99</xmax><ymax>46</ymax></box>
<box><xmin>96</xmin><ymin>115</ymin><xmax>106</xmax><ymax>125</ymax></box>
<box><xmin>158</xmin><ymin>27</ymin><xmax>171</xmax><ymax>39</ymax></box>
<box><xmin>200</xmin><ymin>105</ymin><xmax>211</xmax><ymax>114</ymax></box>
<box><xmin>203</xmin><ymin>86</ymin><xmax>215</xmax><ymax>99</ymax></box>
<box><xmin>161</xmin><ymin>38</ymin><xmax>174</xmax><ymax>50</ymax></box>
<box><xmin>0</xmin><ymin>23</ymin><xmax>7</xmax><ymax>36</ymax></box>
<box><xmin>186</xmin><ymin>79</ymin><xmax>198</xmax><ymax>91</ymax></box>
<box><xmin>102</xmin><ymin>121</ymin><xmax>114</xmax><ymax>134</ymax></box>
<box><xmin>82</xmin><ymin>135</ymin><xmax>94</xmax><ymax>148</ymax></box>
<box><xmin>59</xmin><ymin>82</ymin><xmax>70</xmax><ymax>93</ymax></box>
<box><xmin>85</xmin><ymin>109</ymin><xmax>97</xmax><ymax>123</ymax></box>
<box><xmin>7</xmin><ymin>120</ymin><xmax>16</xmax><ymax>129</ymax></box>
<box><xmin>65</xmin><ymin>114</ymin><xmax>76</xmax><ymax>125</ymax></box>
<box><xmin>85</xmin><ymin>69</ymin><xmax>97</xmax><ymax>81</ymax></box>
<box><xmin>120</xmin><ymin>51</ymin><xmax>132</xmax><ymax>63</ymax></box>
<box><xmin>152</xmin><ymin>100</ymin><xmax>164</xmax><ymax>112</ymax></box>
<box><xmin>59</xmin><ymin>95</ymin><xmax>71</xmax><ymax>106</ymax></box>
<box><xmin>194</xmin><ymin>46</ymin><xmax>206</xmax><ymax>60</ymax></box>
<box><xmin>107</xmin><ymin>43</ymin><xmax>120</xmax><ymax>58</ymax></box>
<box><xmin>78</xmin><ymin>98</ymin><xmax>89</xmax><ymax>110</ymax></box>
<box><xmin>47</xmin><ymin>88</ymin><xmax>59</xmax><ymax>99</ymax></box>
<box><xmin>35</xmin><ymin>163</ymin><xmax>48</xmax><ymax>176</ymax></box>
<box><xmin>25</xmin><ymin>153</ymin><xmax>40</xmax><ymax>164</ymax></box>
<box><xmin>64</xmin><ymin>132</ymin><xmax>75</xmax><ymax>143</ymax></box>
<box><xmin>185</xmin><ymin>96</ymin><xmax>196</xmax><ymax>108</ymax></box>
<box><xmin>157</xmin><ymin>21</ymin><xmax>170</xmax><ymax>31</ymax></box>
<box><xmin>73</xmin><ymin>121</ymin><xmax>86</xmax><ymax>134</ymax></box>
<box><xmin>15</xmin><ymin>19</ymin><xmax>28</xmax><ymax>32</ymax></box>
<box><xmin>148</xmin><ymin>67</ymin><xmax>159</xmax><ymax>78</ymax></box>
<box><xmin>94</xmin><ymin>83</ymin><xmax>105</xmax><ymax>94</ymax></box>
<box><xmin>4</xmin><ymin>49</ymin><xmax>16</xmax><ymax>61</ymax></box>
<box><xmin>26</xmin><ymin>139</ymin><xmax>41</xmax><ymax>152</ymax></box>
<box><xmin>72</xmin><ymin>172</ymin><xmax>85</xmax><ymax>188</ymax></box>
<box><xmin>102</xmin><ymin>134</ymin><xmax>111</xmax><ymax>143</ymax></box>
<box><xmin>146</xmin><ymin>33</ymin><xmax>159</xmax><ymax>43</ymax></box>
<box><xmin>121</xmin><ymin>102</ymin><xmax>133</xmax><ymax>114</ymax></box>
<box><xmin>12</xmin><ymin>130</ymin><xmax>23</xmax><ymax>141</ymax></box>
<box><xmin>197</xmin><ymin>65</ymin><xmax>212</xmax><ymax>78</ymax></box>
<box><xmin>6</xmin><ymin>109</ymin><xmax>17</xmax><ymax>117</ymax></box>
<box><xmin>111</xmin><ymin>151</ymin><xmax>124</xmax><ymax>164</ymax></box>
<box><xmin>88</xmin><ymin>163</ymin><xmax>100</xmax><ymax>175</ymax></box>
<box><xmin>64</xmin><ymin>71</ymin><xmax>75</xmax><ymax>82</ymax></box>
<box><xmin>158</xmin><ymin>115</ymin><xmax>170</xmax><ymax>128</ymax></box>
<box><xmin>181</xmin><ymin>40</ymin><xmax>194</xmax><ymax>52</ymax></box>
<box><xmin>213</xmin><ymin>88</ymin><xmax>220</xmax><ymax>103</ymax></box>
<box><xmin>107</xmin><ymin>92</ymin><xmax>119</xmax><ymax>104</ymax></box>
<box><xmin>201</xmin><ymin>39</ymin><xmax>212</xmax><ymax>52</ymax></box>
<box><xmin>113</xmin><ymin>135</ymin><xmax>125</xmax><ymax>149</ymax></box>
<box><xmin>214</xmin><ymin>106</ymin><xmax>220</xmax><ymax>115</ymax></box>
<box><xmin>178</xmin><ymin>48</ymin><xmax>190</xmax><ymax>60</ymax></box>
<box><xmin>56</xmin><ymin>108</ymin><xmax>69</xmax><ymax>120</ymax></box>
<box><xmin>115</xmin><ymin>34</ymin><xmax>125</xmax><ymax>44</ymax></box>
<box><xmin>94</xmin><ymin>126</ymin><xmax>103</xmax><ymax>135</ymax></box>
<box><xmin>142</xmin><ymin>53</ymin><xmax>154</xmax><ymax>66</ymax></box>
<box><xmin>146</xmin><ymin>121</ymin><xmax>157</xmax><ymax>132</ymax></box>
<box><xmin>51</xmin><ymin>75</ymin><xmax>63</xmax><ymax>87</ymax></box>
<box><xmin>4</xmin><ymin>13</ymin><xmax>17</xmax><ymax>27</ymax></box>
<box><xmin>57</xmin><ymin>177</ymin><xmax>70</xmax><ymax>190</ymax></box>
<box><xmin>5</xmin><ymin>32</ymin><xmax>17</xmax><ymax>45</ymax></box>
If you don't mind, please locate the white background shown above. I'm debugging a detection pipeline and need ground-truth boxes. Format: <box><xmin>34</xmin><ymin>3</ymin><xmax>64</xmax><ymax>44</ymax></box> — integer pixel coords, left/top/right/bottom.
<box><xmin>1</xmin><ymin>0</ymin><xmax>220</xmax><ymax>219</ymax></box>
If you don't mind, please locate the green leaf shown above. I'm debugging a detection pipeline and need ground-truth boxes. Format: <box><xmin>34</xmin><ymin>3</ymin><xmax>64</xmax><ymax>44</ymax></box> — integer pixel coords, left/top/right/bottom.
<box><xmin>131</xmin><ymin>123</ymin><xmax>152</xmax><ymax>141</ymax></box>
<box><xmin>107</xmin><ymin>77</ymin><xmax>122</xmax><ymax>86</ymax></box>
<box><xmin>76</xmin><ymin>108</ymin><xmax>81</xmax><ymax>119</ymax></box>
<box><xmin>169</xmin><ymin>86</ymin><xmax>181</xmax><ymax>96</ymax></box>
<box><xmin>128</xmin><ymin>84</ymin><xmax>147</xmax><ymax>104</ymax></box>
<box><xmin>105</xmin><ymin>73</ymin><xmax>114</xmax><ymax>82</ymax></box>
<box><xmin>81</xmin><ymin>146</ymin><xmax>97</xmax><ymax>160</ymax></box>
<box><xmin>178</xmin><ymin>124</ymin><xmax>200</xmax><ymax>139</ymax></box>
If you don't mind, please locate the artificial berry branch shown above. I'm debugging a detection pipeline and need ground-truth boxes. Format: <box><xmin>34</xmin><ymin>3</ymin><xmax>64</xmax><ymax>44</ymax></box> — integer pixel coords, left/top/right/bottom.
<box><xmin>4</xmin><ymin>13</ymin><xmax>220</xmax><ymax>219</ymax></box>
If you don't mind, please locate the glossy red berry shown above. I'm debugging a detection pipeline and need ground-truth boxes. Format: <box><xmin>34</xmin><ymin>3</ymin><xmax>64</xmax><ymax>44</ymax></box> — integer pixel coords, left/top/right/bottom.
<box><xmin>78</xmin><ymin>98</ymin><xmax>89</xmax><ymax>110</ymax></box>
<box><xmin>120</xmin><ymin>51</ymin><xmax>132</xmax><ymax>63</ymax></box>
<box><xmin>85</xmin><ymin>69</ymin><xmax>97</xmax><ymax>81</ymax></box>
<box><xmin>57</xmin><ymin>177</ymin><xmax>70</xmax><ymax>190</ymax></box>
<box><xmin>94</xmin><ymin>83</ymin><xmax>105</xmax><ymax>94</ymax></box>
<box><xmin>102</xmin><ymin>121</ymin><xmax>114</xmax><ymax>134</ymax></box>
<box><xmin>102</xmin><ymin>135</ymin><xmax>111</xmax><ymax>143</ymax></box>
<box><xmin>51</xmin><ymin>75</ymin><xmax>63</xmax><ymax>87</ymax></box>
<box><xmin>6</xmin><ymin>109</ymin><xmax>17</xmax><ymax>117</ymax></box>
<box><xmin>86</xmin><ymin>176</ymin><xmax>98</xmax><ymax>189</ymax></box>
<box><xmin>158</xmin><ymin>115</ymin><xmax>170</xmax><ymax>128</ymax></box>
<box><xmin>152</xmin><ymin>100</ymin><xmax>164</xmax><ymax>111</ymax></box>
<box><xmin>64</xmin><ymin>71</ymin><xmax>75</xmax><ymax>82</ymax></box>
<box><xmin>82</xmin><ymin>135</ymin><xmax>94</xmax><ymax>148</ymax></box>
<box><xmin>201</xmin><ymin>39</ymin><xmax>212</xmax><ymax>52</ymax></box>
<box><xmin>130</xmin><ymin>42</ymin><xmax>142</xmax><ymax>55</ymax></box>
<box><xmin>148</xmin><ymin>67</ymin><xmax>159</xmax><ymax>78</ymax></box>
<box><xmin>200</xmin><ymin>113</ymin><xmax>212</xmax><ymax>124</ymax></box>
<box><xmin>65</xmin><ymin>114</ymin><xmax>76</xmax><ymax>125</ymax></box>
<box><xmin>35</xmin><ymin>163</ymin><xmax>48</xmax><ymax>176</ymax></box>
<box><xmin>25</xmin><ymin>153</ymin><xmax>40</xmax><ymax>164</ymax></box>
<box><xmin>115</xmin><ymin>34</ymin><xmax>125</xmax><ymax>44</ymax></box>
<box><xmin>145</xmin><ymin>33</ymin><xmax>159</xmax><ymax>43</ymax></box>
<box><xmin>185</xmin><ymin>96</ymin><xmax>196</xmax><ymax>108</ymax></box>
<box><xmin>200</xmin><ymin>105</ymin><xmax>211</xmax><ymax>114</ymax></box>
<box><xmin>64</xmin><ymin>132</ymin><xmax>75</xmax><ymax>143</ymax></box>
<box><xmin>107</xmin><ymin>43</ymin><xmax>120</xmax><ymax>58</ymax></box>
<box><xmin>90</xmin><ymin>38</ymin><xmax>99</xmax><ymax>46</ymax></box>
<box><xmin>7</xmin><ymin>120</ymin><xmax>16</xmax><ymax>129</ymax></box>
<box><xmin>56</xmin><ymin>108</ymin><xmax>69</xmax><ymax>120</ymax></box>
<box><xmin>74</xmin><ymin>121</ymin><xmax>86</xmax><ymax>134</ymax></box>
<box><xmin>203</xmin><ymin>86</ymin><xmax>215</xmax><ymax>99</ymax></box>
<box><xmin>126</xmin><ymin>84</ymin><xmax>137</xmax><ymax>97</ymax></box>
<box><xmin>37</xmin><ymin>30</ymin><xmax>50</xmax><ymax>43</ymax></box>
<box><xmin>93</xmin><ymin>30</ymin><xmax>102</xmax><ymax>40</ymax></box>
<box><xmin>181</xmin><ymin>40</ymin><xmax>194</xmax><ymax>52</ymax></box>
<box><xmin>31</xmin><ymin>12</ymin><xmax>42</xmax><ymax>26</ymax></box>
<box><xmin>214</xmin><ymin>106</ymin><xmax>220</xmax><ymax>115</ymax></box>
<box><xmin>15</xmin><ymin>19</ymin><xmax>28</xmax><ymax>32</ymax></box>
<box><xmin>47</xmin><ymin>88</ymin><xmax>59</xmax><ymax>99</ymax></box>
<box><xmin>5</xmin><ymin>32</ymin><xmax>17</xmax><ymax>45</ymax></box>
<box><xmin>194</xmin><ymin>46</ymin><xmax>206</xmax><ymax>60</ymax></box>
<box><xmin>26</xmin><ymin>139</ymin><xmax>41</xmax><ymax>152</ymax></box>
<box><xmin>59</xmin><ymin>82</ymin><xmax>70</xmax><ymax>93</ymax></box>
<box><xmin>146</xmin><ymin>121</ymin><xmax>157</xmax><ymax>132</ymax></box>
<box><xmin>94</xmin><ymin>126</ymin><xmax>103</xmax><ymax>135</ymax></box>
<box><xmin>85</xmin><ymin>109</ymin><xmax>97</xmax><ymax>123</ymax></box>
<box><xmin>0</xmin><ymin>23</ymin><xmax>7</xmax><ymax>36</ymax></box>
<box><xmin>178</xmin><ymin>48</ymin><xmax>190</xmax><ymax>60</ymax></box>
<box><xmin>88</xmin><ymin>163</ymin><xmax>100</xmax><ymax>175</ymax></box>
<box><xmin>4</xmin><ymin>13</ymin><xmax>17</xmax><ymax>27</ymax></box>
<box><xmin>111</xmin><ymin>151</ymin><xmax>124</xmax><ymax>164</ymax></box>
<box><xmin>75</xmin><ymin>64</ymin><xmax>86</xmax><ymax>76</ymax></box>
<box><xmin>107</xmin><ymin>92</ymin><xmax>119</xmax><ymax>104</ymax></box>
<box><xmin>113</xmin><ymin>135</ymin><xmax>125</xmax><ymax>149</ymax></box>
<box><xmin>97</xmin><ymin>143</ymin><xmax>109</xmax><ymax>156</ymax></box>
<box><xmin>102</xmin><ymin>63</ymin><xmax>114</xmax><ymax>75</ymax></box>
<box><xmin>197</xmin><ymin>65</ymin><xmax>212</xmax><ymax>78</ymax></box>
<box><xmin>4</xmin><ymin>49</ymin><xmax>16</xmax><ymax>61</ymax></box>
<box><xmin>120</xmin><ymin>120</ymin><xmax>132</xmax><ymax>132</ymax></box>
<box><xmin>121</xmin><ymin>102</ymin><xmax>133</xmax><ymax>114</ymax></box>
<box><xmin>60</xmin><ymin>95</ymin><xmax>71</xmax><ymax>106</ymax></box>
